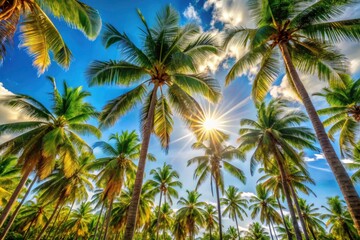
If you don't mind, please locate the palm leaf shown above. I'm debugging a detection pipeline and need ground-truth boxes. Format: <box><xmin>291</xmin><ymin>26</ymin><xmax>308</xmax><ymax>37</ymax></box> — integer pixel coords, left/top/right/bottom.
<box><xmin>153</xmin><ymin>95</ymin><xmax>173</xmax><ymax>152</ymax></box>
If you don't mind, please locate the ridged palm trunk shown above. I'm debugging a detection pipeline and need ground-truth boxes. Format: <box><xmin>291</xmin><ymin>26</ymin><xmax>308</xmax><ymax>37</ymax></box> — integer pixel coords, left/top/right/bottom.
<box><xmin>103</xmin><ymin>198</ymin><xmax>114</xmax><ymax>240</ymax></box>
<box><xmin>0</xmin><ymin>167</ymin><xmax>33</xmax><ymax>228</ymax></box>
<box><xmin>289</xmin><ymin>184</ymin><xmax>310</xmax><ymax>240</ymax></box>
<box><xmin>35</xmin><ymin>198</ymin><xmax>63</xmax><ymax>240</ymax></box>
<box><xmin>279</xmin><ymin>42</ymin><xmax>360</xmax><ymax>234</ymax></box>
<box><xmin>214</xmin><ymin>176</ymin><xmax>223</xmax><ymax>240</ymax></box>
<box><xmin>124</xmin><ymin>86</ymin><xmax>158</xmax><ymax>239</ymax></box>
<box><xmin>276</xmin><ymin>195</ymin><xmax>292</xmax><ymax>240</ymax></box>
<box><xmin>93</xmin><ymin>201</ymin><xmax>105</xmax><ymax>240</ymax></box>
<box><xmin>234</xmin><ymin>214</ymin><xmax>241</xmax><ymax>240</ymax></box>
<box><xmin>0</xmin><ymin>175</ymin><xmax>38</xmax><ymax>240</ymax></box>
<box><xmin>273</xmin><ymin>147</ymin><xmax>302</xmax><ymax>240</ymax></box>
<box><xmin>156</xmin><ymin>191</ymin><xmax>163</xmax><ymax>240</ymax></box>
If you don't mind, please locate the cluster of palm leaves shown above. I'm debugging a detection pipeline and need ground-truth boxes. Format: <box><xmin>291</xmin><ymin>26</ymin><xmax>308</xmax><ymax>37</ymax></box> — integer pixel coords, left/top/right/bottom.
<box><xmin>1</xmin><ymin>0</ymin><xmax>360</xmax><ymax>239</ymax></box>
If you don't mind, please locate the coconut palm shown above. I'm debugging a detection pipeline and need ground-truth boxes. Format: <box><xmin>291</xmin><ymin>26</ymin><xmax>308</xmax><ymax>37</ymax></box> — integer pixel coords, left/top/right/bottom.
<box><xmin>244</xmin><ymin>222</ymin><xmax>270</xmax><ymax>240</ymax></box>
<box><xmin>34</xmin><ymin>152</ymin><xmax>95</xmax><ymax>240</ymax></box>
<box><xmin>203</xmin><ymin>204</ymin><xmax>219</xmax><ymax>240</ymax></box>
<box><xmin>147</xmin><ymin>163</ymin><xmax>182</xmax><ymax>239</ymax></box>
<box><xmin>314</xmin><ymin>76</ymin><xmax>360</xmax><ymax>156</ymax></box>
<box><xmin>239</xmin><ymin>98</ymin><xmax>316</xmax><ymax>240</ymax></box>
<box><xmin>188</xmin><ymin>138</ymin><xmax>246</xmax><ymax>239</ymax></box>
<box><xmin>0</xmin><ymin>0</ymin><xmax>101</xmax><ymax>73</ymax></box>
<box><xmin>298</xmin><ymin>199</ymin><xmax>326</xmax><ymax>240</ymax></box>
<box><xmin>225</xmin><ymin>226</ymin><xmax>239</xmax><ymax>240</ymax></box>
<box><xmin>221</xmin><ymin>185</ymin><xmax>248</xmax><ymax>238</ymax></box>
<box><xmin>276</xmin><ymin>216</ymin><xmax>295</xmax><ymax>240</ymax></box>
<box><xmin>90</xmin><ymin>189</ymin><xmax>106</xmax><ymax>240</ymax></box>
<box><xmin>65</xmin><ymin>202</ymin><xmax>93</xmax><ymax>240</ymax></box>
<box><xmin>90</xmin><ymin>130</ymin><xmax>146</xmax><ymax>240</ymax></box>
<box><xmin>321</xmin><ymin>196</ymin><xmax>358</xmax><ymax>240</ymax></box>
<box><xmin>250</xmin><ymin>185</ymin><xmax>281</xmax><ymax>240</ymax></box>
<box><xmin>0</xmin><ymin>155</ymin><xmax>20</xmax><ymax>207</ymax></box>
<box><xmin>0</xmin><ymin>78</ymin><xmax>100</xmax><ymax>229</ymax></box>
<box><xmin>176</xmin><ymin>190</ymin><xmax>207</xmax><ymax>240</ymax></box>
<box><xmin>86</xmin><ymin>5</ymin><xmax>221</xmax><ymax>238</ymax></box>
<box><xmin>153</xmin><ymin>202</ymin><xmax>175</xmax><ymax>239</ymax></box>
<box><xmin>224</xmin><ymin>0</ymin><xmax>360</xmax><ymax>230</ymax></box>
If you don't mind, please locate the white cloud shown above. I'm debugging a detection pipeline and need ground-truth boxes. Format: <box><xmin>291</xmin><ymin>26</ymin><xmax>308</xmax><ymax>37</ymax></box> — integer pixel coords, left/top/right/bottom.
<box><xmin>183</xmin><ymin>3</ymin><xmax>201</xmax><ymax>24</ymax></box>
<box><xmin>304</xmin><ymin>153</ymin><xmax>325</xmax><ymax>162</ymax></box>
<box><xmin>315</xmin><ymin>153</ymin><xmax>325</xmax><ymax>160</ymax></box>
<box><xmin>341</xmin><ymin>158</ymin><xmax>354</xmax><ymax>164</ymax></box>
<box><xmin>241</xmin><ymin>192</ymin><xmax>256</xmax><ymax>198</ymax></box>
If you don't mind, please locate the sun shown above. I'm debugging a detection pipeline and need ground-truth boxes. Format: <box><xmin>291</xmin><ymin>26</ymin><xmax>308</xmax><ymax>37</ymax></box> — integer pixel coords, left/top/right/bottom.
<box><xmin>202</xmin><ymin>117</ymin><xmax>219</xmax><ymax>131</ymax></box>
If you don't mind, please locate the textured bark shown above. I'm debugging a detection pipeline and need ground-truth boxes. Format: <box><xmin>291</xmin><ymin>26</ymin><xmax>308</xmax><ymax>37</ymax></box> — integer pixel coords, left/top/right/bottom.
<box><xmin>93</xmin><ymin>201</ymin><xmax>105</xmax><ymax>240</ymax></box>
<box><xmin>279</xmin><ymin>42</ymin><xmax>360</xmax><ymax>234</ymax></box>
<box><xmin>0</xmin><ymin>175</ymin><xmax>38</xmax><ymax>240</ymax></box>
<box><xmin>35</xmin><ymin>199</ymin><xmax>62</xmax><ymax>240</ymax></box>
<box><xmin>289</xmin><ymin>184</ymin><xmax>310</xmax><ymax>240</ymax></box>
<box><xmin>124</xmin><ymin>86</ymin><xmax>158</xmax><ymax>239</ymax></box>
<box><xmin>0</xmin><ymin>167</ymin><xmax>32</xmax><ymax>228</ymax></box>
<box><xmin>276</xmin><ymin>195</ymin><xmax>292</xmax><ymax>240</ymax></box>
<box><xmin>156</xmin><ymin>191</ymin><xmax>163</xmax><ymax>240</ymax></box>
<box><xmin>214</xmin><ymin>176</ymin><xmax>223</xmax><ymax>240</ymax></box>
<box><xmin>104</xmin><ymin>199</ymin><xmax>114</xmax><ymax>240</ymax></box>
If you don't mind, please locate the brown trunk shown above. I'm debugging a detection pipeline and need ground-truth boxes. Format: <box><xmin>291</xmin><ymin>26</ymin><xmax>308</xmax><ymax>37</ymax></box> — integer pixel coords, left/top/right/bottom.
<box><xmin>273</xmin><ymin>147</ymin><xmax>303</xmax><ymax>240</ymax></box>
<box><xmin>104</xmin><ymin>198</ymin><xmax>114</xmax><ymax>240</ymax></box>
<box><xmin>35</xmin><ymin>198</ymin><xmax>62</xmax><ymax>240</ymax></box>
<box><xmin>214</xmin><ymin>175</ymin><xmax>223</xmax><ymax>240</ymax></box>
<box><xmin>156</xmin><ymin>190</ymin><xmax>163</xmax><ymax>240</ymax></box>
<box><xmin>24</xmin><ymin>217</ymin><xmax>36</xmax><ymax>240</ymax></box>
<box><xmin>93</xmin><ymin>201</ymin><xmax>105</xmax><ymax>240</ymax></box>
<box><xmin>309</xmin><ymin>226</ymin><xmax>317</xmax><ymax>240</ymax></box>
<box><xmin>52</xmin><ymin>199</ymin><xmax>75</xmax><ymax>238</ymax></box>
<box><xmin>279</xmin><ymin>42</ymin><xmax>360</xmax><ymax>234</ymax></box>
<box><xmin>0</xmin><ymin>175</ymin><xmax>38</xmax><ymax>240</ymax></box>
<box><xmin>289</xmin><ymin>184</ymin><xmax>310</xmax><ymax>240</ymax></box>
<box><xmin>45</xmin><ymin>203</ymin><xmax>64</xmax><ymax>239</ymax></box>
<box><xmin>0</xmin><ymin>167</ymin><xmax>33</xmax><ymax>228</ymax></box>
<box><xmin>276</xmin><ymin>195</ymin><xmax>292</xmax><ymax>240</ymax></box>
<box><xmin>124</xmin><ymin>85</ymin><xmax>158</xmax><ymax>239</ymax></box>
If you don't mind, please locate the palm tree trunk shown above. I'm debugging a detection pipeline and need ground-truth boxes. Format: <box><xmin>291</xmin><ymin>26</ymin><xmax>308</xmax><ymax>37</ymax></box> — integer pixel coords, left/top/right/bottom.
<box><xmin>234</xmin><ymin>214</ymin><xmax>241</xmax><ymax>240</ymax></box>
<box><xmin>214</xmin><ymin>176</ymin><xmax>223</xmax><ymax>240</ymax></box>
<box><xmin>104</xmin><ymin>199</ymin><xmax>114</xmax><ymax>240</ymax></box>
<box><xmin>98</xmin><ymin>206</ymin><xmax>107</xmax><ymax>240</ymax></box>
<box><xmin>156</xmin><ymin>191</ymin><xmax>163</xmax><ymax>240</ymax></box>
<box><xmin>269</xmin><ymin>223</ymin><xmax>275</xmax><ymax>240</ymax></box>
<box><xmin>279</xmin><ymin>42</ymin><xmax>360</xmax><ymax>234</ymax></box>
<box><xmin>273</xmin><ymin>147</ymin><xmax>303</xmax><ymax>240</ymax></box>
<box><xmin>52</xmin><ymin>199</ymin><xmax>75</xmax><ymax>238</ymax></box>
<box><xmin>94</xmin><ymin>201</ymin><xmax>105</xmax><ymax>240</ymax></box>
<box><xmin>289</xmin><ymin>185</ymin><xmax>310</xmax><ymax>240</ymax></box>
<box><xmin>35</xmin><ymin>198</ymin><xmax>62</xmax><ymax>240</ymax></box>
<box><xmin>0</xmin><ymin>175</ymin><xmax>38</xmax><ymax>240</ymax></box>
<box><xmin>209</xmin><ymin>225</ymin><xmax>212</xmax><ymax>240</ymax></box>
<box><xmin>270</xmin><ymin>220</ymin><xmax>279</xmax><ymax>240</ymax></box>
<box><xmin>24</xmin><ymin>217</ymin><xmax>36</xmax><ymax>240</ymax></box>
<box><xmin>276</xmin><ymin>195</ymin><xmax>292</xmax><ymax>240</ymax></box>
<box><xmin>124</xmin><ymin>85</ymin><xmax>158</xmax><ymax>240</ymax></box>
<box><xmin>0</xmin><ymin>167</ymin><xmax>33</xmax><ymax>228</ymax></box>
<box><xmin>45</xmin><ymin>203</ymin><xmax>64</xmax><ymax>239</ymax></box>
<box><xmin>308</xmin><ymin>226</ymin><xmax>317</xmax><ymax>240</ymax></box>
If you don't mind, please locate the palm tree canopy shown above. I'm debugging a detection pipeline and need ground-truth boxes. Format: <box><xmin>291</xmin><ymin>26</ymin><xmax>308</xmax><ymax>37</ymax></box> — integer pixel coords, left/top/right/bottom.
<box><xmin>221</xmin><ymin>185</ymin><xmax>248</xmax><ymax>221</ymax></box>
<box><xmin>244</xmin><ymin>222</ymin><xmax>270</xmax><ymax>240</ymax></box>
<box><xmin>86</xmin><ymin>5</ymin><xmax>221</xmax><ymax>151</ymax></box>
<box><xmin>0</xmin><ymin>0</ymin><xmax>102</xmax><ymax>73</ymax></box>
<box><xmin>0</xmin><ymin>155</ymin><xmax>20</xmax><ymax>205</ymax></box>
<box><xmin>224</xmin><ymin>0</ymin><xmax>360</xmax><ymax>102</ymax></box>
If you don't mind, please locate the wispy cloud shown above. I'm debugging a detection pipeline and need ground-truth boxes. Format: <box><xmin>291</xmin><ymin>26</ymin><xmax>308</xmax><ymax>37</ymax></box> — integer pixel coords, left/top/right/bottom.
<box><xmin>183</xmin><ymin>3</ymin><xmax>201</xmax><ymax>24</ymax></box>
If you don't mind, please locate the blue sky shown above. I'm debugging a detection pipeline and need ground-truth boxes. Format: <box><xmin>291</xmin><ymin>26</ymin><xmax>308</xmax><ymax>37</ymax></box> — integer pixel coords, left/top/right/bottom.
<box><xmin>1</xmin><ymin>0</ymin><xmax>360</xmax><ymax>233</ymax></box>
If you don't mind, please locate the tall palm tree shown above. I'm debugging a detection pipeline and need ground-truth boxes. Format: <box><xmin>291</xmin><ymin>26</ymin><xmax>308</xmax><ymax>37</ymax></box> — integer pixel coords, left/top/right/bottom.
<box><xmin>221</xmin><ymin>185</ymin><xmax>248</xmax><ymax>238</ymax></box>
<box><xmin>0</xmin><ymin>155</ymin><xmax>20</xmax><ymax>207</ymax></box>
<box><xmin>152</xmin><ymin>202</ymin><xmax>175</xmax><ymax>239</ymax></box>
<box><xmin>86</xmin><ymin>5</ymin><xmax>221</xmax><ymax>238</ymax></box>
<box><xmin>276</xmin><ymin>216</ymin><xmax>295</xmax><ymax>240</ymax></box>
<box><xmin>314</xmin><ymin>75</ymin><xmax>360</xmax><ymax>156</ymax></box>
<box><xmin>0</xmin><ymin>79</ymin><xmax>100</xmax><ymax>229</ymax></box>
<box><xmin>321</xmin><ymin>196</ymin><xmax>358</xmax><ymax>240</ymax></box>
<box><xmin>148</xmin><ymin>163</ymin><xmax>182</xmax><ymax>239</ymax></box>
<box><xmin>244</xmin><ymin>222</ymin><xmax>270</xmax><ymax>240</ymax></box>
<box><xmin>0</xmin><ymin>0</ymin><xmax>101</xmax><ymax>73</ymax></box>
<box><xmin>249</xmin><ymin>185</ymin><xmax>281</xmax><ymax>240</ymax></box>
<box><xmin>224</xmin><ymin>0</ymin><xmax>360</xmax><ymax>230</ymax></box>
<box><xmin>188</xmin><ymin>138</ymin><xmax>246</xmax><ymax>239</ymax></box>
<box><xmin>90</xmin><ymin>130</ymin><xmax>146</xmax><ymax>240</ymax></box>
<box><xmin>176</xmin><ymin>190</ymin><xmax>206</xmax><ymax>240</ymax></box>
<box><xmin>239</xmin><ymin>98</ymin><xmax>316</xmax><ymax>240</ymax></box>
<box><xmin>65</xmin><ymin>202</ymin><xmax>93</xmax><ymax>240</ymax></box>
<box><xmin>34</xmin><ymin>152</ymin><xmax>95</xmax><ymax>240</ymax></box>
<box><xmin>203</xmin><ymin>204</ymin><xmax>219</xmax><ymax>240</ymax></box>
<box><xmin>298</xmin><ymin>199</ymin><xmax>326</xmax><ymax>240</ymax></box>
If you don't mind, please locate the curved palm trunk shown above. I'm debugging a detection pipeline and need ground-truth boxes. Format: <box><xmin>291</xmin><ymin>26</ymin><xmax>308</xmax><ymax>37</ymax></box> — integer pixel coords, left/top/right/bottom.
<box><xmin>273</xmin><ymin>147</ymin><xmax>303</xmax><ymax>240</ymax></box>
<box><xmin>124</xmin><ymin>86</ymin><xmax>158</xmax><ymax>239</ymax></box>
<box><xmin>276</xmin><ymin>195</ymin><xmax>292</xmax><ymax>240</ymax></box>
<box><xmin>289</xmin><ymin>185</ymin><xmax>310</xmax><ymax>240</ymax></box>
<box><xmin>104</xmin><ymin>199</ymin><xmax>114</xmax><ymax>240</ymax></box>
<box><xmin>52</xmin><ymin>199</ymin><xmax>75</xmax><ymax>239</ymax></box>
<box><xmin>0</xmin><ymin>167</ymin><xmax>32</xmax><ymax>228</ymax></box>
<box><xmin>35</xmin><ymin>199</ymin><xmax>63</xmax><ymax>240</ymax></box>
<box><xmin>214</xmin><ymin>176</ymin><xmax>223</xmax><ymax>240</ymax></box>
<box><xmin>93</xmin><ymin>201</ymin><xmax>105</xmax><ymax>240</ymax></box>
<box><xmin>156</xmin><ymin>191</ymin><xmax>163</xmax><ymax>240</ymax></box>
<box><xmin>234</xmin><ymin>214</ymin><xmax>241</xmax><ymax>240</ymax></box>
<box><xmin>279</xmin><ymin>42</ymin><xmax>360</xmax><ymax>234</ymax></box>
<box><xmin>0</xmin><ymin>175</ymin><xmax>38</xmax><ymax>240</ymax></box>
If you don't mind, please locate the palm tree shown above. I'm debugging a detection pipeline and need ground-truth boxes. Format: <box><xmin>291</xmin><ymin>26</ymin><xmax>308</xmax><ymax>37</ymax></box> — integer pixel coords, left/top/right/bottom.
<box><xmin>244</xmin><ymin>222</ymin><xmax>270</xmax><ymax>240</ymax></box>
<box><xmin>148</xmin><ymin>163</ymin><xmax>182</xmax><ymax>239</ymax></box>
<box><xmin>188</xmin><ymin>138</ymin><xmax>246</xmax><ymax>239</ymax></box>
<box><xmin>249</xmin><ymin>185</ymin><xmax>281</xmax><ymax>240</ymax></box>
<box><xmin>0</xmin><ymin>0</ymin><xmax>101</xmax><ymax>73</ymax></box>
<box><xmin>239</xmin><ymin>98</ymin><xmax>316</xmax><ymax>240</ymax></box>
<box><xmin>176</xmin><ymin>190</ymin><xmax>206</xmax><ymax>240</ymax></box>
<box><xmin>153</xmin><ymin>202</ymin><xmax>175</xmax><ymax>239</ymax></box>
<box><xmin>276</xmin><ymin>216</ymin><xmax>295</xmax><ymax>240</ymax></box>
<box><xmin>0</xmin><ymin>155</ymin><xmax>20</xmax><ymax>207</ymax></box>
<box><xmin>314</xmin><ymin>75</ymin><xmax>360</xmax><ymax>156</ymax></box>
<box><xmin>65</xmin><ymin>202</ymin><xmax>93</xmax><ymax>240</ymax></box>
<box><xmin>298</xmin><ymin>199</ymin><xmax>325</xmax><ymax>240</ymax></box>
<box><xmin>224</xmin><ymin>0</ymin><xmax>360</xmax><ymax>230</ymax></box>
<box><xmin>0</xmin><ymin>79</ymin><xmax>100</xmax><ymax>229</ymax></box>
<box><xmin>34</xmin><ymin>152</ymin><xmax>95</xmax><ymax>239</ymax></box>
<box><xmin>203</xmin><ymin>204</ymin><xmax>219</xmax><ymax>240</ymax></box>
<box><xmin>221</xmin><ymin>185</ymin><xmax>248</xmax><ymax>238</ymax></box>
<box><xmin>90</xmin><ymin>189</ymin><xmax>106</xmax><ymax>240</ymax></box>
<box><xmin>91</xmin><ymin>130</ymin><xmax>145</xmax><ymax>240</ymax></box>
<box><xmin>225</xmin><ymin>226</ymin><xmax>239</xmax><ymax>240</ymax></box>
<box><xmin>347</xmin><ymin>143</ymin><xmax>360</xmax><ymax>183</ymax></box>
<box><xmin>321</xmin><ymin>196</ymin><xmax>358</xmax><ymax>240</ymax></box>
<box><xmin>86</xmin><ymin>5</ymin><xmax>221</xmax><ymax>238</ymax></box>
